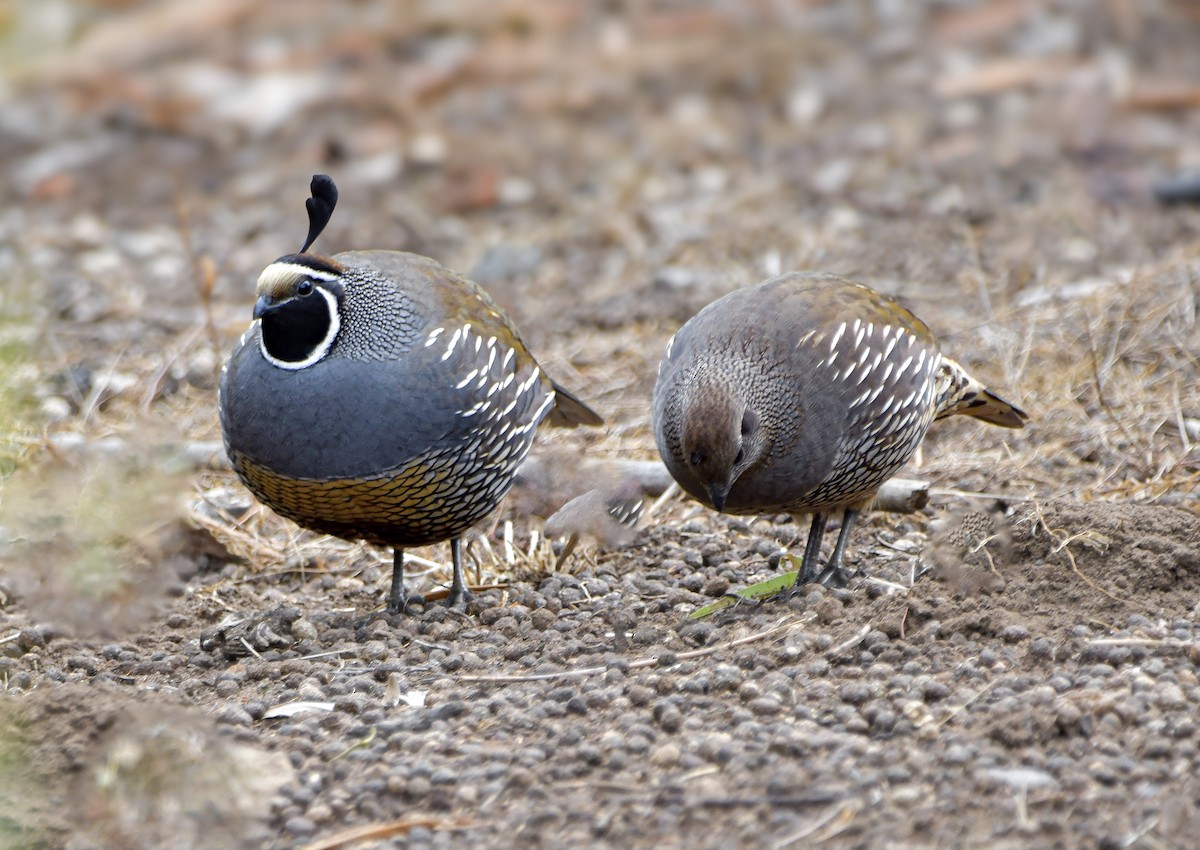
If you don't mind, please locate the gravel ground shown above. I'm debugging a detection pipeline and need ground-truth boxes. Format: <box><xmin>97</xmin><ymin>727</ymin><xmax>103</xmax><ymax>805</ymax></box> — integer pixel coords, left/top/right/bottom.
<box><xmin>1</xmin><ymin>2</ymin><xmax>1199</xmax><ymax>849</ymax></box>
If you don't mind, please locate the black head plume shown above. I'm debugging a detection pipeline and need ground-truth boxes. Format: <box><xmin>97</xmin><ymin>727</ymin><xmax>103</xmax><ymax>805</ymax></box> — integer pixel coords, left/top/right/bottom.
<box><xmin>299</xmin><ymin>174</ymin><xmax>338</xmax><ymax>253</ymax></box>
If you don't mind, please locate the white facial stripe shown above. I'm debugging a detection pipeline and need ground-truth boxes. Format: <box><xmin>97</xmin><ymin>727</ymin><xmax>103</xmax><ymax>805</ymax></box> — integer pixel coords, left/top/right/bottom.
<box><xmin>258</xmin><ymin>287</ymin><xmax>340</xmax><ymax>371</ymax></box>
<box><xmin>256</xmin><ymin>262</ymin><xmax>339</xmax><ymax>295</ymax></box>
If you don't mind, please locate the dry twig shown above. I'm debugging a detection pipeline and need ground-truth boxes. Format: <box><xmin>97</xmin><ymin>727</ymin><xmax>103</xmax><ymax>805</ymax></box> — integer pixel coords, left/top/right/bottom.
<box><xmin>457</xmin><ymin>616</ymin><xmax>803</xmax><ymax>684</ymax></box>
<box><xmin>299</xmin><ymin>817</ymin><xmax>473</xmax><ymax>850</ymax></box>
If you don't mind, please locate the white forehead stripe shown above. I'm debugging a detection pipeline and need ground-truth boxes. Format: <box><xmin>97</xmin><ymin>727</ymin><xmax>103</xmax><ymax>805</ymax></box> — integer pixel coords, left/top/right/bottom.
<box><xmin>256</xmin><ymin>262</ymin><xmax>340</xmax><ymax>295</ymax></box>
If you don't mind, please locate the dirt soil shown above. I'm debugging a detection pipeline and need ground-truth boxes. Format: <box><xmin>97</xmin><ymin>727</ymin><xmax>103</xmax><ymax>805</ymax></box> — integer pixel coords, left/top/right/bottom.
<box><xmin>1</xmin><ymin>2</ymin><xmax>1199</xmax><ymax>849</ymax></box>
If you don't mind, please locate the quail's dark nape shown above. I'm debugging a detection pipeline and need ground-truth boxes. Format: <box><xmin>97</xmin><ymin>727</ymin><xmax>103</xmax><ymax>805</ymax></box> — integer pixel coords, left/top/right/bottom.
<box><xmin>300</xmin><ymin>174</ymin><xmax>338</xmax><ymax>253</ymax></box>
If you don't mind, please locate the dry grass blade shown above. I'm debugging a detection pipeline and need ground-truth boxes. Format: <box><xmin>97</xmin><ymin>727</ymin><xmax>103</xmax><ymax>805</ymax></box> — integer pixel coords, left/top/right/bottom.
<box><xmin>772</xmin><ymin>800</ymin><xmax>861</xmax><ymax>849</ymax></box>
<box><xmin>457</xmin><ymin>616</ymin><xmax>804</xmax><ymax>684</ymax></box>
<box><xmin>1024</xmin><ymin>500</ymin><xmax>1125</xmax><ymax>605</ymax></box>
<box><xmin>934</xmin><ymin>678</ymin><xmax>1002</xmax><ymax>729</ymax></box>
<box><xmin>299</xmin><ymin>816</ymin><xmax>473</xmax><ymax>850</ymax></box>
<box><xmin>1087</xmin><ymin>637</ymin><xmax>1196</xmax><ymax>650</ymax></box>
<box><xmin>824</xmin><ymin>625</ymin><xmax>870</xmax><ymax>657</ymax></box>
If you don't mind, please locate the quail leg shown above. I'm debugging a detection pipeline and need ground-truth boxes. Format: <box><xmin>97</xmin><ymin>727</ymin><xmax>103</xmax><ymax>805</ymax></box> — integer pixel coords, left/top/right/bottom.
<box><xmin>815</xmin><ymin>508</ymin><xmax>858</xmax><ymax>587</ymax></box>
<box><xmin>386</xmin><ymin>548</ymin><xmax>425</xmax><ymax>614</ymax></box>
<box><xmin>794</xmin><ymin>512</ymin><xmax>829</xmax><ymax>586</ymax></box>
<box><xmin>446</xmin><ymin>537</ymin><xmax>473</xmax><ymax>611</ymax></box>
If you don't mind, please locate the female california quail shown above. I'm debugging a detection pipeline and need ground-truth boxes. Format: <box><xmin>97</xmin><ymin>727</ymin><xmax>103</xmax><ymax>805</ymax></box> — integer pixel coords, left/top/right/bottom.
<box><xmin>652</xmin><ymin>271</ymin><xmax>1027</xmax><ymax>587</ymax></box>
<box><xmin>220</xmin><ymin>176</ymin><xmax>602</xmax><ymax>613</ymax></box>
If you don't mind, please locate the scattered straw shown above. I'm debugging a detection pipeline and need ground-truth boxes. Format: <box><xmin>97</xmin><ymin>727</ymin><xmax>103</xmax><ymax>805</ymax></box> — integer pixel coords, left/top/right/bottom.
<box><xmin>934</xmin><ymin>678</ymin><xmax>1001</xmax><ymax>729</ymax></box>
<box><xmin>299</xmin><ymin>817</ymin><xmax>473</xmax><ymax>850</ymax></box>
<box><xmin>824</xmin><ymin>625</ymin><xmax>870</xmax><ymax>657</ymax></box>
<box><xmin>772</xmin><ymin>799</ymin><xmax>862</xmax><ymax>849</ymax></box>
<box><xmin>1023</xmin><ymin>500</ymin><xmax>1125</xmax><ymax>605</ymax></box>
<box><xmin>1086</xmin><ymin>637</ymin><xmax>1195</xmax><ymax>650</ymax></box>
<box><xmin>457</xmin><ymin>616</ymin><xmax>803</xmax><ymax>684</ymax></box>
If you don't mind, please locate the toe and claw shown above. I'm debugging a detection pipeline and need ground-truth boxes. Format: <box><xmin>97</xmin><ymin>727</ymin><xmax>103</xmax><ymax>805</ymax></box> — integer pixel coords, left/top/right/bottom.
<box><xmin>385</xmin><ymin>540</ymin><xmax>473</xmax><ymax>615</ymax></box>
<box><xmin>793</xmin><ymin>509</ymin><xmax>858</xmax><ymax>590</ymax></box>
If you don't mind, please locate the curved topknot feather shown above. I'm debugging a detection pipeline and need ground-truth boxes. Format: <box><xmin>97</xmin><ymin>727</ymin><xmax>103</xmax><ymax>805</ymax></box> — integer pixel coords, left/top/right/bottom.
<box><xmin>300</xmin><ymin>174</ymin><xmax>339</xmax><ymax>254</ymax></box>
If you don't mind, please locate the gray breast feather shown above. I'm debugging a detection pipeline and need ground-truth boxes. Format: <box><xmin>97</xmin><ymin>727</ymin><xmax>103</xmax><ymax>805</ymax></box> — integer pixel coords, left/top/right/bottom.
<box><xmin>222</xmin><ymin>329</ymin><xmax>469</xmax><ymax>480</ymax></box>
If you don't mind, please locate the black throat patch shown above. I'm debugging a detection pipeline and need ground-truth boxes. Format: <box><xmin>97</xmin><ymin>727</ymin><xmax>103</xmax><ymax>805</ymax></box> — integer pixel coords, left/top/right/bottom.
<box><xmin>260</xmin><ymin>291</ymin><xmax>334</xmax><ymax>364</ymax></box>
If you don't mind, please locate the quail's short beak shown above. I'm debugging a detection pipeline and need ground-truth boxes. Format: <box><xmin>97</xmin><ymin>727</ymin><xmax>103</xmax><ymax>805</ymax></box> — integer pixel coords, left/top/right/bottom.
<box><xmin>707</xmin><ymin>484</ymin><xmax>729</xmax><ymax>512</ymax></box>
<box><xmin>252</xmin><ymin>295</ymin><xmax>276</xmax><ymax>320</ymax></box>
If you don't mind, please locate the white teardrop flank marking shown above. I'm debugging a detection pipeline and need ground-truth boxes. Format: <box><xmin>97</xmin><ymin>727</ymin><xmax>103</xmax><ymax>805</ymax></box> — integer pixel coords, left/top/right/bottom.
<box><xmin>516</xmin><ymin>370</ymin><xmax>541</xmax><ymax>396</ymax></box>
<box><xmin>455</xmin><ymin>369</ymin><xmax>479</xmax><ymax>390</ymax></box>
<box><xmin>849</xmin><ymin>388</ymin><xmax>871</xmax><ymax>408</ymax></box>
<box><xmin>896</xmin><ymin>354</ymin><xmax>914</xmax><ymax>377</ymax></box>
<box><xmin>259</xmin><ymin>287</ymin><xmax>341</xmax><ymax>371</ymax></box>
<box><xmin>441</xmin><ymin>327</ymin><xmax>464</xmax><ymax>361</ymax></box>
<box><xmin>883</xmin><ymin>326</ymin><xmax>903</xmax><ymax>359</ymax></box>
<box><xmin>502</xmin><ymin>348</ymin><xmax>516</xmax><ymax>369</ymax></box>
<box><xmin>853</xmin><ymin>319</ymin><xmax>866</xmax><ymax>349</ymax></box>
<box><xmin>796</xmin><ymin>329</ymin><xmax>820</xmax><ymax>349</ymax></box>
<box><xmin>829</xmin><ymin>321</ymin><xmax>847</xmax><ymax>351</ymax></box>
<box><xmin>424</xmin><ymin>326</ymin><xmax>445</xmax><ymax>347</ymax></box>
<box><xmin>531</xmin><ymin>391</ymin><xmax>555</xmax><ymax>423</ymax></box>
<box><xmin>664</xmin><ymin>333</ymin><xmax>677</xmax><ymax>360</ymax></box>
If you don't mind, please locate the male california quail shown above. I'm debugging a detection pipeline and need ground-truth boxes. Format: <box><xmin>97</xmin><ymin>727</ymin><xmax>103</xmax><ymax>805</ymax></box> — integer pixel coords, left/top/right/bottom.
<box><xmin>220</xmin><ymin>175</ymin><xmax>602</xmax><ymax>613</ymax></box>
<box><xmin>652</xmin><ymin>271</ymin><xmax>1027</xmax><ymax>587</ymax></box>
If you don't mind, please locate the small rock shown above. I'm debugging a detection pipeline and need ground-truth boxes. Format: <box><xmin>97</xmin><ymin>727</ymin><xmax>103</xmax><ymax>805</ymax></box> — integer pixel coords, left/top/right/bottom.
<box><xmin>1001</xmin><ymin>625</ymin><xmax>1030</xmax><ymax>643</ymax></box>
<box><xmin>649</xmin><ymin>743</ymin><xmax>681</xmax><ymax>767</ymax></box>
<box><xmin>217</xmin><ymin>705</ymin><xmax>253</xmax><ymax>726</ymax></box>
<box><xmin>984</xmin><ymin>766</ymin><xmax>1057</xmax><ymax>790</ymax></box>
<box><xmin>284</xmin><ymin>816</ymin><xmax>316</xmax><ymax>838</ymax></box>
<box><xmin>838</xmin><ymin>682</ymin><xmax>872</xmax><ymax>705</ymax></box>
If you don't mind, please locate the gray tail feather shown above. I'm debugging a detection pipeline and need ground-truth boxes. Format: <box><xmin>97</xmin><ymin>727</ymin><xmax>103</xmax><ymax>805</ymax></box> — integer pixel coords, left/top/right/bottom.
<box><xmin>546</xmin><ymin>380</ymin><xmax>604</xmax><ymax>428</ymax></box>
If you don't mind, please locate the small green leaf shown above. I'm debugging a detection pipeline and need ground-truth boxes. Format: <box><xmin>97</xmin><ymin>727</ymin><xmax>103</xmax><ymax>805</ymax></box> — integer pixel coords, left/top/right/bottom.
<box><xmin>688</xmin><ymin>560</ymin><xmax>802</xmax><ymax>619</ymax></box>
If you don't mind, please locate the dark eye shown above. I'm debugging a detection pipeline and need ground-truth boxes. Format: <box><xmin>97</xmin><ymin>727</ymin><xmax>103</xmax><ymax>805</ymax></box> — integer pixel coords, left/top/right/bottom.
<box><xmin>740</xmin><ymin>409</ymin><xmax>759</xmax><ymax>437</ymax></box>
<box><xmin>297</xmin><ymin>280</ymin><xmax>315</xmax><ymax>296</ymax></box>
<box><xmin>689</xmin><ymin>450</ymin><xmax>705</xmax><ymax>467</ymax></box>
<box><xmin>734</xmin><ymin>448</ymin><xmax>745</xmax><ymax>465</ymax></box>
